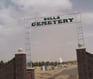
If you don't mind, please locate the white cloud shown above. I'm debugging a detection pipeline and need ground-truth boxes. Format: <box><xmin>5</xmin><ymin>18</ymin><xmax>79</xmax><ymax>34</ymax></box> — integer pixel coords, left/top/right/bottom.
<box><xmin>12</xmin><ymin>0</ymin><xmax>72</xmax><ymax>9</ymax></box>
<box><xmin>11</xmin><ymin>0</ymin><xmax>72</xmax><ymax>15</ymax></box>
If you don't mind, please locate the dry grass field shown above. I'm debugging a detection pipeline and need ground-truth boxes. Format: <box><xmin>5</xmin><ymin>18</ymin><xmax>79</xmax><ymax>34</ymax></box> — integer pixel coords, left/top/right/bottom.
<box><xmin>35</xmin><ymin>65</ymin><xmax>78</xmax><ymax>79</ymax></box>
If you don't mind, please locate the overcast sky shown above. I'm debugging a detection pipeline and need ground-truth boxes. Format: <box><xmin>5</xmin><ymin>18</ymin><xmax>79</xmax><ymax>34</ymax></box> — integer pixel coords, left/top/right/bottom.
<box><xmin>0</xmin><ymin>0</ymin><xmax>93</xmax><ymax>62</ymax></box>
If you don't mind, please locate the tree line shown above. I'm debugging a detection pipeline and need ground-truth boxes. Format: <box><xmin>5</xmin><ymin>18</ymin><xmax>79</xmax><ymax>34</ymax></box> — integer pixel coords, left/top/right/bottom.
<box><xmin>27</xmin><ymin>60</ymin><xmax>77</xmax><ymax>67</ymax></box>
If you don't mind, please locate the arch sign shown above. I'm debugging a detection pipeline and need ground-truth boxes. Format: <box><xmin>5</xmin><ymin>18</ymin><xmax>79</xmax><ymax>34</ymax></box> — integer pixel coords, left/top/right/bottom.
<box><xmin>31</xmin><ymin>14</ymin><xmax>80</xmax><ymax>27</ymax></box>
<box><xmin>25</xmin><ymin>13</ymin><xmax>81</xmax><ymax>64</ymax></box>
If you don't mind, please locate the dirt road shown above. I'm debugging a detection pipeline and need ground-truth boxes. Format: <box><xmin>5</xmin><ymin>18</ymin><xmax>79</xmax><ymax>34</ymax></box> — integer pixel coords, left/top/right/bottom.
<box><xmin>48</xmin><ymin>67</ymin><xmax>78</xmax><ymax>79</ymax></box>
